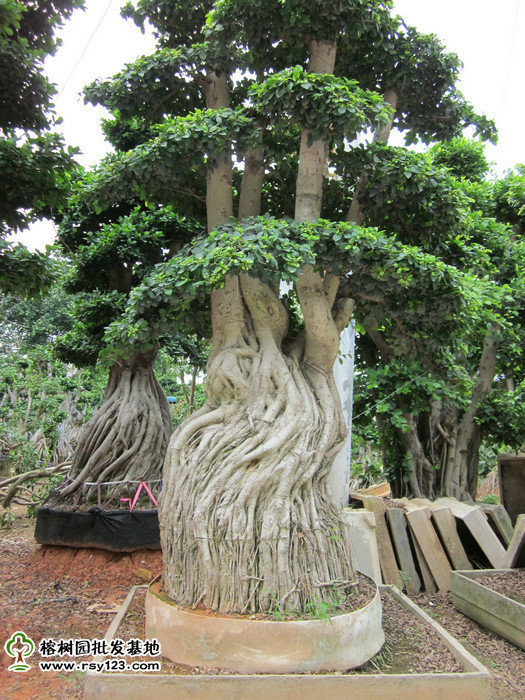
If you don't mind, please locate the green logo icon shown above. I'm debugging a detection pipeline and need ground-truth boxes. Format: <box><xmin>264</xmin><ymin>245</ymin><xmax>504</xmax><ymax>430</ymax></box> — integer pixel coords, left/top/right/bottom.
<box><xmin>5</xmin><ymin>631</ymin><xmax>35</xmax><ymax>672</ymax></box>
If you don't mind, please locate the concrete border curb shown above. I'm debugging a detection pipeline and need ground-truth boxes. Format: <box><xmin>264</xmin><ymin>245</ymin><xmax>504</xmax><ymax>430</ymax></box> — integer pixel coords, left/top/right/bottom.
<box><xmin>84</xmin><ymin>583</ymin><xmax>490</xmax><ymax>699</ymax></box>
<box><xmin>451</xmin><ymin>568</ymin><xmax>525</xmax><ymax>649</ymax></box>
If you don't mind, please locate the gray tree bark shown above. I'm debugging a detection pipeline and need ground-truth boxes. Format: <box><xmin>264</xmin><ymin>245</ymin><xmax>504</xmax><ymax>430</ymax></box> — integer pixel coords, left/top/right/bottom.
<box><xmin>159</xmin><ymin>273</ymin><xmax>357</xmax><ymax>613</ymax></box>
<box><xmin>49</xmin><ymin>350</ymin><xmax>172</xmax><ymax>507</ymax></box>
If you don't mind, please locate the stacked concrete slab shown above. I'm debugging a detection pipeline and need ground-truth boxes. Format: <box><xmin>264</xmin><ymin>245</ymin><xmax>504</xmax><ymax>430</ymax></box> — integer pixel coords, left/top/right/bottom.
<box><xmin>505</xmin><ymin>514</ymin><xmax>525</xmax><ymax>568</ymax></box>
<box><xmin>345</xmin><ymin>496</ymin><xmax>518</xmax><ymax>593</ymax></box>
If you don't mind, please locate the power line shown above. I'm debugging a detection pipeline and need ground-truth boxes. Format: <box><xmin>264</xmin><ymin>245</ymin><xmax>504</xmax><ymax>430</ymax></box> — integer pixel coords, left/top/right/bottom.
<box><xmin>352</xmin><ymin>377</ymin><xmax>422</xmax><ymax>422</ymax></box>
<box><xmin>57</xmin><ymin>0</ymin><xmax>116</xmax><ymax>98</ymax></box>
<box><xmin>500</xmin><ymin>0</ymin><xmax>521</xmax><ymax>130</ymax></box>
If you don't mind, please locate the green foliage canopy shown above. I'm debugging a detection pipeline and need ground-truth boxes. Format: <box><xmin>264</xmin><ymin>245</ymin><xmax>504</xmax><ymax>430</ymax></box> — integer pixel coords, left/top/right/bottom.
<box><xmin>65</xmin><ymin>0</ymin><xmax>522</xmax><ymax>475</ymax></box>
<box><xmin>0</xmin><ymin>0</ymin><xmax>83</xmax><ymax>297</ymax></box>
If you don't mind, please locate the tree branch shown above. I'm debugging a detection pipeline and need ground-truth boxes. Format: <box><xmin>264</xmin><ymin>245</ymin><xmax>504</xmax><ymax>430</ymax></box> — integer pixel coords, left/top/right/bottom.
<box><xmin>453</xmin><ymin>322</ymin><xmax>499</xmax><ymax>496</ymax></box>
<box><xmin>323</xmin><ymin>273</ymin><xmax>340</xmax><ymax>310</ymax></box>
<box><xmin>367</xmin><ymin>329</ymin><xmax>393</xmax><ymax>363</ymax></box>
<box><xmin>238</xmin><ymin>140</ymin><xmax>265</xmax><ymax>220</ymax></box>
<box><xmin>210</xmin><ymin>275</ymin><xmax>248</xmax><ymax>361</ymax></box>
<box><xmin>332</xmin><ymin>297</ymin><xmax>355</xmax><ymax>333</ymax></box>
<box><xmin>345</xmin><ymin>88</ymin><xmax>399</xmax><ymax>224</ymax></box>
<box><xmin>239</xmin><ymin>274</ymin><xmax>288</xmax><ymax>348</ymax></box>
<box><xmin>296</xmin><ymin>265</ymin><xmax>340</xmax><ymax>372</ymax></box>
<box><xmin>295</xmin><ymin>40</ymin><xmax>337</xmax><ymax>224</ymax></box>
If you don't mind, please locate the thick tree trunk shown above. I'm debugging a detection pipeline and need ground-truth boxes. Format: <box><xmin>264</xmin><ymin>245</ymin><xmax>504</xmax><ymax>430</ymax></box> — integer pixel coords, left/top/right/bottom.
<box><xmin>295</xmin><ymin>40</ymin><xmax>337</xmax><ymax>224</ymax></box>
<box><xmin>452</xmin><ymin>326</ymin><xmax>498</xmax><ymax>499</ymax></box>
<box><xmin>49</xmin><ymin>350</ymin><xmax>172</xmax><ymax>508</ymax></box>
<box><xmin>160</xmin><ymin>279</ymin><xmax>356</xmax><ymax>613</ymax></box>
<box><xmin>159</xmin><ymin>44</ymin><xmax>357</xmax><ymax>615</ymax></box>
<box><xmin>204</xmin><ymin>71</ymin><xmax>232</xmax><ymax>230</ymax></box>
<box><xmin>238</xmin><ymin>141</ymin><xmax>264</xmax><ymax>220</ymax></box>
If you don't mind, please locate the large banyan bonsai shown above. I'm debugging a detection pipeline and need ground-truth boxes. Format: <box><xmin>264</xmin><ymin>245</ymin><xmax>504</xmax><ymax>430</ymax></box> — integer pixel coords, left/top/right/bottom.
<box><xmin>81</xmin><ymin>0</ymin><xmax>502</xmax><ymax>612</ymax></box>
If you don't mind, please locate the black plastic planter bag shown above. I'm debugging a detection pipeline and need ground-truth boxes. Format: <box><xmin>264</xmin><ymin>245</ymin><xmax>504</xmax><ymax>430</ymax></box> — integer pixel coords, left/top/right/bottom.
<box><xmin>34</xmin><ymin>506</ymin><xmax>161</xmax><ymax>552</ymax></box>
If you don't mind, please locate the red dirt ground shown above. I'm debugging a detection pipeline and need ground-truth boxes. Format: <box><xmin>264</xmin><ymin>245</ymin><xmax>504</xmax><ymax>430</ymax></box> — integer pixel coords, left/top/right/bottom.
<box><xmin>0</xmin><ymin>506</ymin><xmax>162</xmax><ymax>698</ymax></box>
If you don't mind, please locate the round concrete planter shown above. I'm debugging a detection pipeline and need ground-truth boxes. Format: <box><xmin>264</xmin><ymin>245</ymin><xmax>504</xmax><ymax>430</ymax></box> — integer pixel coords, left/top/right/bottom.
<box><xmin>145</xmin><ymin>576</ymin><xmax>384</xmax><ymax>674</ymax></box>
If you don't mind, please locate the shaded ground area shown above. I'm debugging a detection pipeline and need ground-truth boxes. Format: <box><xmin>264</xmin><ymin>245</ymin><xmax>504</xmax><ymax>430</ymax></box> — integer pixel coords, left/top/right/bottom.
<box><xmin>0</xmin><ymin>506</ymin><xmax>523</xmax><ymax>698</ymax></box>
<box><xmin>412</xmin><ymin>591</ymin><xmax>525</xmax><ymax>699</ymax></box>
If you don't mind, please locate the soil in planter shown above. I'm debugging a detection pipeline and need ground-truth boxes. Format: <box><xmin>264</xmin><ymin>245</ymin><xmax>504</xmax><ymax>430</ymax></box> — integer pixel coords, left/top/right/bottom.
<box><xmin>150</xmin><ymin>573</ymin><xmax>375</xmax><ymax>621</ymax></box>
<box><xmin>347</xmin><ymin>592</ymin><xmax>463</xmax><ymax>676</ymax></box>
<box><xmin>475</xmin><ymin>569</ymin><xmax>525</xmax><ymax>605</ymax></box>
<box><xmin>413</xmin><ymin>591</ymin><xmax>525</xmax><ymax>700</ymax></box>
<box><xmin>118</xmin><ymin>588</ymin><xmax>462</xmax><ymax>676</ymax></box>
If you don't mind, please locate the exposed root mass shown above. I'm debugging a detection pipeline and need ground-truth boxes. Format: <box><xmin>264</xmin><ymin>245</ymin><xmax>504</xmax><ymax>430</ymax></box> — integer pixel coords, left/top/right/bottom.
<box><xmin>49</xmin><ymin>352</ymin><xmax>172</xmax><ymax>509</ymax></box>
<box><xmin>160</xmin><ymin>280</ymin><xmax>356</xmax><ymax>613</ymax></box>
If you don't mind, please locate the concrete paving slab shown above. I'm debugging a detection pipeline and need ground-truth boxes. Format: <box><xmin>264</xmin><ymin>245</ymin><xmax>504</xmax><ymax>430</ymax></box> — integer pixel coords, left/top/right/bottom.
<box><xmin>362</xmin><ymin>496</ymin><xmax>402</xmax><ymax>589</ymax></box>
<box><xmin>431</xmin><ymin>507</ymin><xmax>472</xmax><ymax>570</ymax></box>
<box><xmin>406</xmin><ymin>507</ymin><xmax>451</xmax><ymax>591</ymax></box>
<box><xmin>451</xmin><ymin>569</ymin><xmax>525</xmax><ymax>650</ymax></box>
<box><xmin>410</xmin><ymin>529</ymin><xmax>437</xmax><ymax>593</ymax></box>
<box><xmin>343</xmin><ymin>508</ymin><xmax>382</xmax><ymax>584</ymax></box>
<box><xmin>498</xmin><ymin>454</ymin><xmax>525</xmax><ymax>526</ymax></box>
<box><xmin>386</xmin><ymin>508</ymin><xmax>421</xmax><ymax>594</ymax></box>
<box><xmin>481</xmin><ymin>504</ymin><xmax>514</xmax><ymax>547</ymax></box>
<box><xmin>433</xmin><ymin>498</ymin><xmax>507</xmax><ymax>569</ymax></box>
<box><xmin>433</xmin><ymin>498</ymin><xmax>478</xmax><ymax>518</ymax></box>
<box><xmin>504</xmin><ymin>514</ymin><xmax>525</xmax><ymax>568</ymax></box>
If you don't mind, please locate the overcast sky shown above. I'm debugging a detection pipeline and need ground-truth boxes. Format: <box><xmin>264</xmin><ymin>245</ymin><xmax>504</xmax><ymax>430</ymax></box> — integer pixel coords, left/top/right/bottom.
<box><xmin>19</xmin><ymin>0</ymin><xmax>525</xmax><ymax>249</ymax></box>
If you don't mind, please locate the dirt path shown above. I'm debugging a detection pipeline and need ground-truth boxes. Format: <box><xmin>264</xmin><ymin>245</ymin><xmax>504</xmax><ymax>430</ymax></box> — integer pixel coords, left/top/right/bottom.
<box><xmin>0</xmin><ymin>506</ymin><xmax>162</xmax><ymax>698</ymax></box>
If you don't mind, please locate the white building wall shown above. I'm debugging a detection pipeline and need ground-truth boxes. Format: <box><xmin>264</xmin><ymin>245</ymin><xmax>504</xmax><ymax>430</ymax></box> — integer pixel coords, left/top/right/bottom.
<box><xmin>328</xmin><ymin>323</ymin><xmax>355</xmax><ymax>506</ymax></box>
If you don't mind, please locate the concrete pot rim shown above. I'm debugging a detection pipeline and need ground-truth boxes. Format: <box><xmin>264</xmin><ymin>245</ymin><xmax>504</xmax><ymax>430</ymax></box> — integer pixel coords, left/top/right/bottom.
<box><xmin>146</xmin><ymin>571</ymin><xmax>385</xmax><ymax>673</ymax></box>
<box><xmin>147</xmin><ymin>571</ymin><xmax>380</xmax><ymax>627</ymax></box>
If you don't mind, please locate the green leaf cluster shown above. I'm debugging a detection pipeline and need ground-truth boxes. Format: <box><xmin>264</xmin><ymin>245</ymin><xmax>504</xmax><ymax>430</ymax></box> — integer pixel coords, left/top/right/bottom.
<box><xmin>104</xmin><ymin>215</ymin><xmax>488</xmax><ymax>357</ymax></box>
<box><xmin>0</xmin><ymin>0</ymin><xmax>83</xmax><ymax>297</ymax></box>
<box><xmin>252</xmin><ymin>67</ymin><xmax>391</xmax><ymax>142</ymax></box>
<box><xmin>476</xmin><ymin>384</ymin><xmax>525</xmax><ymax>452</ymax></box>
<box><xmin>429</xmin><ymin>137</ymin><xmax>489</xmax><ymax>182</ymax></box>
<box><xmin>0</xmin><ymin>0</ymin><xmax>83</xmax><ymax>131</ymax></box>
<box><xmin>85</xmin><ymin>108</ymin><xmax>259</xmax><ymax>210</ymax></box>
<box><xmin>84</xmin><ymin>48</ymin><xmax>201</xmax><ymax>122</ymax></box>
